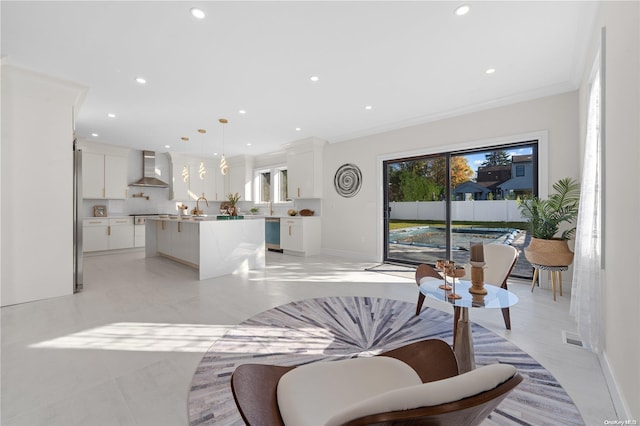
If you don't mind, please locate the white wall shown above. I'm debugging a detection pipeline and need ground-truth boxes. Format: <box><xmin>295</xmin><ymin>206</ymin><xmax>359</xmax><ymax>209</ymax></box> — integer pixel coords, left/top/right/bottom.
<box><xmin>321</xmin><ymin>91</ymin><xmax>579</xmax><ymax>261</ymax></box>
<box><xmin>580</xmin><ymin>2</ymin><xmax>640</xmax><ymax>419</ymax></box>
<box><xmin>1</xmin><ymin>65</ymin><xmax>87</xmax><ymax>306</ymax></box>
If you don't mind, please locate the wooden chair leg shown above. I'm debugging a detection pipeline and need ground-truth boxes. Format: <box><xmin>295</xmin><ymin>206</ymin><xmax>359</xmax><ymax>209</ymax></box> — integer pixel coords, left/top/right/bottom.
<box><xmin>500</xmin><ymin>282</ymin><xmax>511</xmax><ymax>330</ymax></box>
<box><xmin>416</xmin><ymin>293</ymin><xmax>426</xmax><ymax>316</ymax></box>
<box><xmin>530</xmin><ymin>268</ymin><xmax>539</xmax><ymax>292</ymax></box>
<box><xmin>501</xmin><ymin>307</ymin><xmax>511</xmax><ymax>330</ymax></box>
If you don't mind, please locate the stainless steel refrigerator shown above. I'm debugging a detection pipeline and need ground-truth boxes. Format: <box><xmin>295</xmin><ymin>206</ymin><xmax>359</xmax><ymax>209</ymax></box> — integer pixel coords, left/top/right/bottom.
<box><xmin>73</xmin><ymin>139</ymin><xmax>83</xmax><ymax>291</ymax></box>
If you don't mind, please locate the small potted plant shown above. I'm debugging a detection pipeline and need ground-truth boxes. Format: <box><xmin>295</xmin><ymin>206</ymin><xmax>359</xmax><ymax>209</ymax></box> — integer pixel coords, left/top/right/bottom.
<box><xmin>227</xmin><ymin>192</ymin><xmax>241</xmax><ymax>216</ymax></box>
<box><xmin>517</xmin><ymin>177</ymin><xmax>580</xmax><ymax>266</ymax></box>
<box><xmin>250</xmin><ymin>207</ymin><xmax>259</xmax><ymax>215</ymax></box>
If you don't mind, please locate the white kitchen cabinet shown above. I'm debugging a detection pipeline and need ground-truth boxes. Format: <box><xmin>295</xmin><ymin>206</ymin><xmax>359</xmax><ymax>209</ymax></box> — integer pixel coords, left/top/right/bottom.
<box><xmin>109</xmin><ymin>217</ymin><xmax>134</xmax><ymax>249</ymax></box>
<box><xmin>134</xmin><ymin>224</ymin><xmax>145</xmax><ymax>248</ymax></box>
<box><xmin>82</xmin><ymin>152</ymin><xmax>128</xmax><ymax>199</ymax></box>
<box><xmin>169</xmin><ymin>155</ymin><xmax>191</xmax><ymax>201</ymax></box>
<box><xmin>82</xmin><ymin>152</ymin><xmax>105</xmax><ymax>199</ymax></box>
<box><xmin>227</xmin><ymin>155</ymin><xmax>254</xmax><ymax>202</ymax></box>
<box><xmin>169</xmin><ymin>154</ymin><xmax>222</xmax><ymax>202</ymax></box>
<box><xmin>280</xmin><ymin>216</ymin><xmax>321</xmax><ymax>256</ymax></box>
<box><xmin>83</xmin><ymin>217</ymin><xmax>134</xmax><ymax>252</ymax></box>
<box><xmin>285</xmin><ymin>138</ymin><xmax>325</xmax><ymax>199</ymax></box>
<box><xmin>200</xmin><ymin>159</ymin><xmax>224</xmax><ymax>201</ymax></box>
<box><xmin>83</xmin><ymin>218</ymin><xmax>109</xmax><ymax>252</ymax></box>
<box><xmin>104</xmin><ymin>155</ymin><xmax>128</xmax><ymax>199</ymax></box>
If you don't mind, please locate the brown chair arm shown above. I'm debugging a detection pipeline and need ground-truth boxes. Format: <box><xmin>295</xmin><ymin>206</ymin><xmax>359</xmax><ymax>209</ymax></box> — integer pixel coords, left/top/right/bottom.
<box><xmin>379</xmin><ymin>339</ymin><xmax>459</xmax><ymax>383</ymax></box>
<box><xmin>231</xmin><ymin>363</ymin><xmax>295</xmax><ymax>426</ymax></box>
<box><xmin>415</xmin><ymin>264</ymin><xmax>442</xmax><ymax>287</ymax></box>
<box><xmin>343</xmin><ymin>372</ymin><xmax>523</xmax><ymax>426</ymax></box>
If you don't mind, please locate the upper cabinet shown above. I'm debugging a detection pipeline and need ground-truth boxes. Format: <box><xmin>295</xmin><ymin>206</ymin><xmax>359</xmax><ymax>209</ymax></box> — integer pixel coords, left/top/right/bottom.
<box><xmin>227</xmin><ymin>155</ymin><xmax>254</xmax><ymax>202</ymax></box>
<box><xmin>168</xmin><ymin>154</ymin><xmax>224</xmax><ymax>202</ymax></box>
<box><xmin>285</xmin><ymin>137</ymin><xmax>326</xmax><ymax>199</ymax></box>
<box><xmin>80</xmin><ymin>142</ymin><xmax>129</xmax><ymax>199</ymax></box>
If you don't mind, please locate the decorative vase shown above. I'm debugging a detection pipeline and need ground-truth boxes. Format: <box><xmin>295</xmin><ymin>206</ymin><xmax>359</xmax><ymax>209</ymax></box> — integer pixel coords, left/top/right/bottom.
<box><xmin>469</xmin><ymin>261</ymin><xmax>487</xmax><ymax>295</ymax></box>
<box><xmin>524</xmin><ymin>237</ymin><xmax>574</xmax><ymax>266</ymax></box>
<box><xmin>229</xmin><ymin>205</ymin><xmax>238</xmax><ymax>216</ymax></box>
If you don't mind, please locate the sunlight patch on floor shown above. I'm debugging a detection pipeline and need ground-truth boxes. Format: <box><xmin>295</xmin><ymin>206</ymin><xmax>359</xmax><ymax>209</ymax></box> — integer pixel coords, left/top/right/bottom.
<box><xmin>29</xmin><ymin>323</ymin><xmax>231</xmax><ymax>353</ymax></box>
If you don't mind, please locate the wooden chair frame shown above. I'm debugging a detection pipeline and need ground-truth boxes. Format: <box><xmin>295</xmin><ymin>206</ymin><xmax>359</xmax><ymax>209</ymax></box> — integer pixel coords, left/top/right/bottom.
<box><xmin>231</xmin><ymin>339</ymin><xmax>522</xmax><ymax>426</ymax></box>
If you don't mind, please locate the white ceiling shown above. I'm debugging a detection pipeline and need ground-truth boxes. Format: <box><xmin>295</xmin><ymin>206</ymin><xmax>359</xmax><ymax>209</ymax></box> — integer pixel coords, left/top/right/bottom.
<box><xmin>1</xmin><ymin>1</ymin><xmax>599</xmax><ymax>158</ymax></box>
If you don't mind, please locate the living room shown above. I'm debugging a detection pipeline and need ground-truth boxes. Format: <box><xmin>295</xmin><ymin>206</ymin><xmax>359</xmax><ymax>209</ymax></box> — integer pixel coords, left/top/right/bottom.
<box><xmin>1</xmin><ymin>1</ymin><xmax>638</xmax><ymax>425</ymax></box>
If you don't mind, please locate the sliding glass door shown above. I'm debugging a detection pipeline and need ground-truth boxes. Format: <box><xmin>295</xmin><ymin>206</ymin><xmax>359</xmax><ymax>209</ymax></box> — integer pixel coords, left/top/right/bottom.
<box><xmin>383</xmin><ymin>141</ymin><xmax>538</xmax><ymax>279</ymax></box>
<box><xmin>384</xmin><ymin>153</ymin><xmax>449</xmax><ymax>265</ymax></box>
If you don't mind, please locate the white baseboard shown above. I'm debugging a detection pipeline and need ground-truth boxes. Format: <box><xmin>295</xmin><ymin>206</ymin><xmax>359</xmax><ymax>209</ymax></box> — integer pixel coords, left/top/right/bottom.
<box><xmin>600</xmin><ymin>350</ymin><xmax>633</xmax><ymax>420</ymax></box>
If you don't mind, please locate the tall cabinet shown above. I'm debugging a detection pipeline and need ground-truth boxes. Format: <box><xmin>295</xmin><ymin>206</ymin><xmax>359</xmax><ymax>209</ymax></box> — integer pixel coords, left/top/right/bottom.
<box><xmin>168</xmin><ymin>154</ymin><xmax>224</xmax><ymax>202</ymax></box>
<box><xmin>284</xmin><ymin>137</ymin><xmax>326</xmax><ymax>199</ymax></box>
<box><xmin>79</xmin><ymin>142</ymin><xmax>130</xmax><ymax>199</ymax></box>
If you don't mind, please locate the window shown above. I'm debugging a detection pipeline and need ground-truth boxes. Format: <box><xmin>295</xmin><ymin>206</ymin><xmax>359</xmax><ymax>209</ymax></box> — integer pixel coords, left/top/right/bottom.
<box><xmin>383</xmin><ymin>141</ymin><xmax>538</xmax><ymax>279</ymax></box>
<box><xmin>257</xmin><ymin>170</ymin><xmax>271</xmax><ymax>203</ymax></box>
<box><xmin>254</xmin><ymin>166</ymin><xmax>288</xmax><ymax>204</ymax></box>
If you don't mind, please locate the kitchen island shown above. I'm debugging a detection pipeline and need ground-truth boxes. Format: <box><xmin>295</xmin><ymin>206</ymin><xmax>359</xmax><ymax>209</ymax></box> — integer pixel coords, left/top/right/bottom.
<box><xmin>145</xmin><ymin>216</ymin><xmax>265</xmax><ymax>280</ymax></box>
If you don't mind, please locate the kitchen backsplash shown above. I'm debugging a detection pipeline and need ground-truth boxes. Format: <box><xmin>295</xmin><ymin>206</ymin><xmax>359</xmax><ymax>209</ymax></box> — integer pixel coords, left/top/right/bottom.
<box><xmin>83</xmin><ymin>190</ymin><xmax>322</xmax><ymax>218</ymax></box>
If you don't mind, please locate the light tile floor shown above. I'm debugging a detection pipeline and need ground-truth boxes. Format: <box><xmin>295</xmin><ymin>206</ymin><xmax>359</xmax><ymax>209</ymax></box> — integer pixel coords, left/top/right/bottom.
<box><xmin>1</xmin><ymin>250</ymin><xmax>617</xmax><ymax>425</ymax></box>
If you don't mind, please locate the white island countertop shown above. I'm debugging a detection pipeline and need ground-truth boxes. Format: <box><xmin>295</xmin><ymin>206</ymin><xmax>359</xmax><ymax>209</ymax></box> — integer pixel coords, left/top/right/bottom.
<box><xmin>145</xmin><ymin>217</ymin><xmax>265</xmax><ymax>279</ymax></box>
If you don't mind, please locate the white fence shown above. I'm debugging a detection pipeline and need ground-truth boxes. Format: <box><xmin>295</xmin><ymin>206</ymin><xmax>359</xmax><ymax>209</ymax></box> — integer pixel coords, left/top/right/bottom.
<box><xmin>390</xmin><ymin>200</ymin><xmax>524</xmax><ymax>223</ymax></box>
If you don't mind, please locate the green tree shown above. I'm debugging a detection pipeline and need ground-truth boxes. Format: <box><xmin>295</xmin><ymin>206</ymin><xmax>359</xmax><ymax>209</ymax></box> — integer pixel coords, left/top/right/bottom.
<box><xmin>481</xmin><ymin>150</ymin><xmax>511</xmax><ymax>166</ymax></box>
<box><xmin>387</xmin><ymin>156</ymin><xmax>474</xmax><ymax>201</ymax></box>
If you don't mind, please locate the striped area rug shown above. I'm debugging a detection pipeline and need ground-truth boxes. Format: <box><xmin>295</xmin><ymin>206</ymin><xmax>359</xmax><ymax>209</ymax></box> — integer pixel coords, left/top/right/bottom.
<box><xmin>188</xmin><ymin>296</ymin><xmax>583</xmax><ymax>426</ymax></box>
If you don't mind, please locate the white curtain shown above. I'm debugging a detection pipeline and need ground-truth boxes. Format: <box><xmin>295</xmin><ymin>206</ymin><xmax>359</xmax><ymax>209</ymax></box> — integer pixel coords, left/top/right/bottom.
<box><xmin>570</xmin><ymin>70</ymin><xmax>603</xmax><ymax>353</ymax></box>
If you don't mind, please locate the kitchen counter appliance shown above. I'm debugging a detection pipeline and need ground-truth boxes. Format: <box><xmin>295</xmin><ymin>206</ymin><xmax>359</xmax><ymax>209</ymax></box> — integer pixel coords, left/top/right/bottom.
<box><xmin>265</xmin><ymin>217</ymin><xmax>282</xmax><ymax>252</ymax></box>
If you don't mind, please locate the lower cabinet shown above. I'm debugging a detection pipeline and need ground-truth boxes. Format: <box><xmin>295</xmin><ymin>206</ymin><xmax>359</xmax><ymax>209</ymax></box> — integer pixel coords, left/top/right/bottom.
<box><xmin>280</xmin><ymin>216</ymin><xmax>321</xmax><ymax>256</ymax></box>
<box><xmin>83</xmin><ymin>217</ymin><xmax>134</xmax><ymax>252</ymax></box>
<box><xmin>83</xmin><ymin>218</ymin><xmax>109</xmax><ymax>252</ymax></box>
<box><xmin>134</xmin><ymin>224</ymin><xmax>145</xmax><ymax>248</ymax></box>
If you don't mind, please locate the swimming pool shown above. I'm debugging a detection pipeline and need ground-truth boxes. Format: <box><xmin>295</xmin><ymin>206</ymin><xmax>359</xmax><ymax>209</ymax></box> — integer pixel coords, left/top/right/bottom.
<box><xmin>389</xmin><ymin>226</ymin><xmax>518</xmax><ymax>250</ymax></box>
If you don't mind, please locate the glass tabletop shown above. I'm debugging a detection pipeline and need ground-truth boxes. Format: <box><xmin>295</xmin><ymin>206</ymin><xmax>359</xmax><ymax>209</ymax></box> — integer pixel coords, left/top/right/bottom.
<box><xmin>419</xmin><ymin>278</ymin><xmax>519</xmax><ymax>309</ymax></box>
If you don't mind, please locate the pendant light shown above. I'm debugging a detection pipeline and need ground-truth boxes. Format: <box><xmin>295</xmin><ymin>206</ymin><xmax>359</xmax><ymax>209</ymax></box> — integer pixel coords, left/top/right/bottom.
<box><xmin>197</xmin><ymin>129</ymin><xmax>207</xmax><ymax>180</ymax></box>
<box><xmin>219</xmin><ymin>118</ymin><xmax>228</xmax><ymax>176</ymax></box>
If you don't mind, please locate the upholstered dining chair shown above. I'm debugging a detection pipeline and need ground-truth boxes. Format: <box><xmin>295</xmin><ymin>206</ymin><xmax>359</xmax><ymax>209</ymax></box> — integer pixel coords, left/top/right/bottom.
<box><xmin>231</xmin><ymin>339</ymin><xmax>522</xmax><ymax>426</ymax></box>
<box><xmin>415</xmin><ymin>244</ymin><xmax>519</xmax><ymax>330</ymax></box>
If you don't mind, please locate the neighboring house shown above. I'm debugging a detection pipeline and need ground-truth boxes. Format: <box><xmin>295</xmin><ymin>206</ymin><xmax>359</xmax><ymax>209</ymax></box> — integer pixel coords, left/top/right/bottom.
<box><xmin>452</xmin><ymin>180</ymin><xmax>491</xmax><ymax>200</ymax></box>
<box><xmin>476</xmin><ymin>164</ymin><xmax>511</xmax><ymax>196</ymax></box>
<box><xmin>498</xmin><ymin>155</ymin><xmax>534</xmax><ymax>199</ymax></box>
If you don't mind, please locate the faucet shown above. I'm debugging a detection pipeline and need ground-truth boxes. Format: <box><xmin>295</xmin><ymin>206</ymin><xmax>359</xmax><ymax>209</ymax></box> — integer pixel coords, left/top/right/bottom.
<box><xmin>269</xmin><ymin>200</ymin><xmax>273</xmax><ymax>216</ymax></box>
<box><xmin>194</xmin><ymin>193</ymin><xmax>208</xmax><ymax>215</ymax></box>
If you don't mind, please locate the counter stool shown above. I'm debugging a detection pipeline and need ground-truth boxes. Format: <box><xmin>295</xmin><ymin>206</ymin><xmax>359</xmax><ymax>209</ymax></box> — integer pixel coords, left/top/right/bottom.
<box><xmin>530</xmin><ymin>264</ymin><xmax>568</xmax><ymax>301</ymax></box>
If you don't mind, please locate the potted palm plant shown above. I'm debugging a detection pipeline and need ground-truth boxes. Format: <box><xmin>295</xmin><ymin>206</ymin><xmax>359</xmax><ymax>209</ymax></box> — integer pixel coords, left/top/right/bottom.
<box><xmin>517</xmin><ymin>177</ymin><xmax>580</xmax><ymax>266</ymax></box>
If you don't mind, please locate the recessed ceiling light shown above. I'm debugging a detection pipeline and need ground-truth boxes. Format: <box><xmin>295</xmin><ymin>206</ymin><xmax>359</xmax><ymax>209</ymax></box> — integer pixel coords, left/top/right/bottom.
<box><xmin>295</xmin><ymin>127</ymin><xmax>302</xmax><ymax>131</ymax></box>
<box><xmin>455</xmin><ymin>5</ymin><xmax>470</xmax><ymax>16</ymax></box>
<box><xmin>246</xmin><ymin>143</ymin><xmax>252</xmax><ymax>147</ymax></box>
<box><xmin>310</xmin><ymin>75</ymin><xmax>319</xmax><ymax>82</ymax></box>
<box><xmin>164</xmin><ymin>145</ymin><xmax>171</xmax><ymax>149</ymax></box>
<box><xmin>107</xmin><ymin>113</ymin><xmax>116</xmax><ymax>118</ymax></box>
<box><xmin>91</xmin><ymin>133</ymin><xmax>99</xmax><ymax>137</ymax></box>
<box><xmin>485</xmin><ymin>68</ymin><xmax>496</xmax><ymax>74</ymax></box>
<box><xmin>135</xmin><ymin>77</ymin><xmax>147</xmax><ymax>85</ymax></box>
<box><xmin>190</xmin><ymin>8</ymin><xmax>205</xmax><ymax>19</ymax></box>
<box><xmin>239</xmin><ymin>109</ymin><xmax>247</xmax><ymax>114</ymax></box>
<box><xmin>181</xmin><ymin>136</ymin><xmax>189</xmax><ymax>142</ymax></box>
<box><xmin>365</xmin><ymin>105</ymin><xmax>373</xmax><ymax>110</ymax></box>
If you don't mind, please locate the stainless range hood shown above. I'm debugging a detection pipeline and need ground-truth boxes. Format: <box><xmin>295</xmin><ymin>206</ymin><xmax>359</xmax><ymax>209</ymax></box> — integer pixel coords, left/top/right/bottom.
<box><xmin>130</xmin><ymin>150</ymin><xmax>169</xmax><ymax>188</ymax></box>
